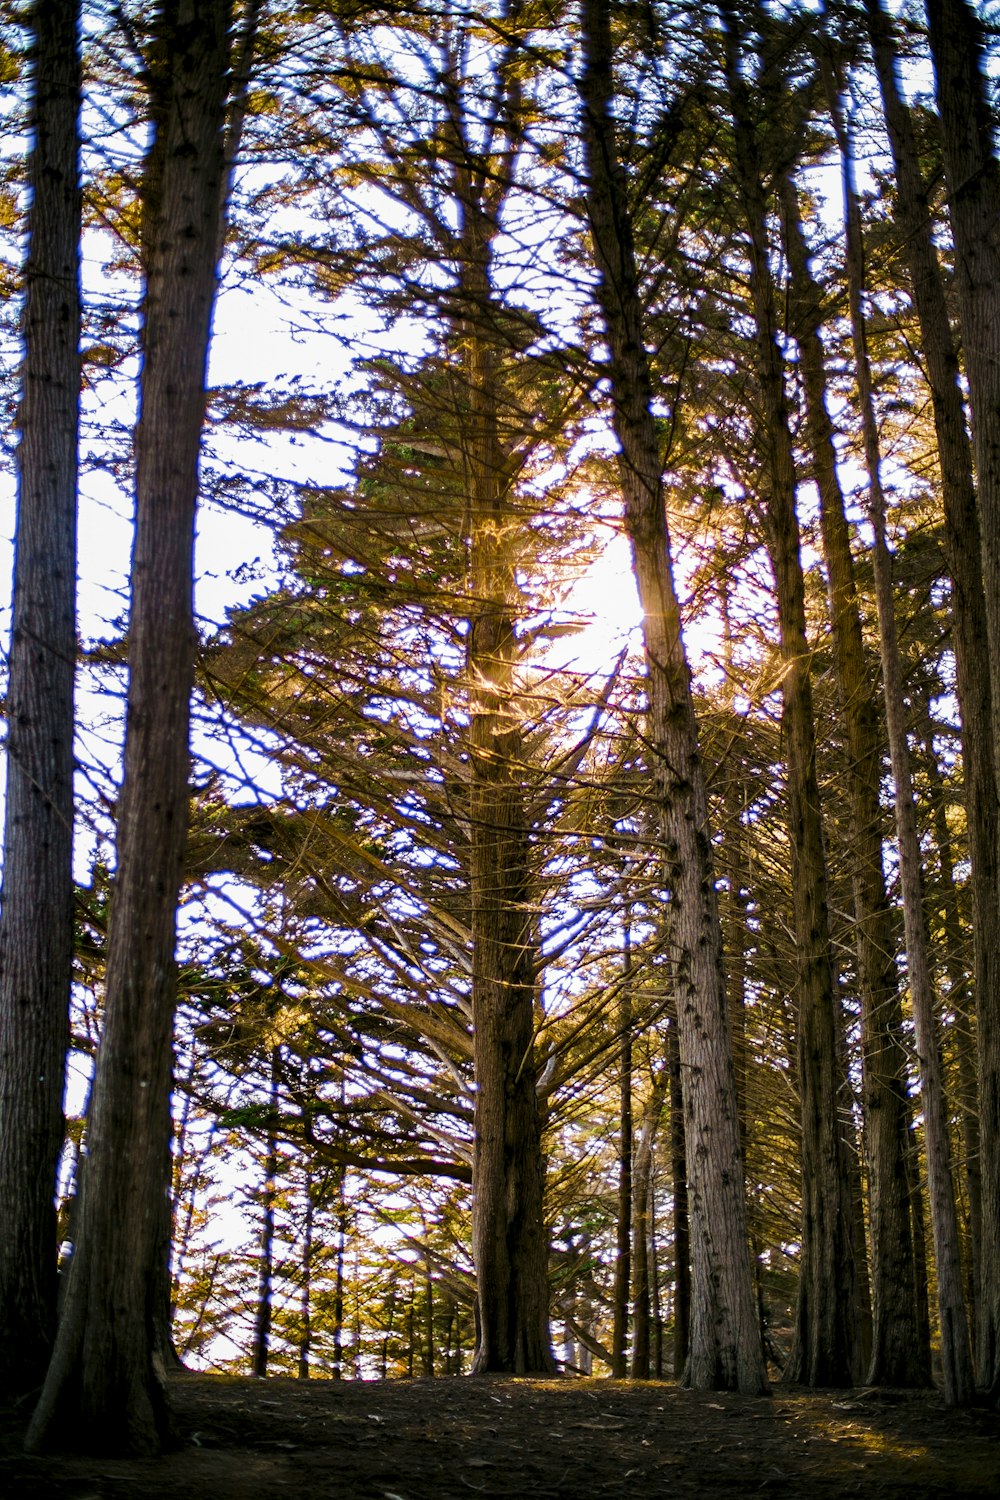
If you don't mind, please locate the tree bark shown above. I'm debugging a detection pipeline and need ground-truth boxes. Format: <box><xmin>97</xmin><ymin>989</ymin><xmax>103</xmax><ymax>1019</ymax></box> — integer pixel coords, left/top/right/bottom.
<box><xmin>298</xmin><ymin>1158</ymin><xmax>313</xmax><ymax>1380</ymax></box>
<box><xmin>836</xmin><ymin>103</ymin><xmax>974</xmax><ymax>1407</ymax></box>
<box><xmin>25</xmin><ymin>0</ymin><xmax>233</xmax><ymax>1453</ymax></box>
<box><xmin>612</xmin><ymin>921</ymin><xmax>633</xmax><ymax>1378</ymax></box>
<box><xmin>463</xmin><ymin>194</ymin><xmax>553</xmax><ymax>1381</ymax></box>
<box><xmin>580</xmin><ymin>0</ymin><xmax>767</xmax><ymax>1395</ymax></box>
<box><xmin>252</xmin><ymin>1050</ymin><xmax>280</xmax><ymax>1379</ymax></box>
<box><xmin>667</xmin><ymin>1010</ymin><xmax>691</xmax><ymax>1378</ymax></box>
<box><xmin>438</xmin><ymin>18</ymin><xmax>555</xmax><ymax>1376</ymax></box>
<box><xmin>915</xmin><ymin>0</ymin><xmax>1000</xmax><ymax>1393</ymax></box>
<box><xmin>920</xmin><ymin>706</ymin><xmax>983</xmax><ymax>1320</ymax></box>
<box><xmin>0</xmin><ymin>0</ymin><xmax>81</xmax><ymax>1399</ymax></box>
<box><xmin>467</xmin><ymin>492</ymin><xmax>553</xmax><ymax>1374</ymax></box>
<box><xmin>719</xmin><ymin>0</ymin><xmax>860</xmax><ymax>1387</ymax></box>
<box><xmin>779</xmin><ymin>164</ymin><xmax>924</xmax><ymax>1387</ymax></box>
<box><xmin>333</xmin><ymin>1167</ymin><xmax>347</xmax><ymax>1380</ymax></box>
<box><xmin>631</xmin><ymin>1071</ymin><xmax>667</xmax><ymax>1379</ymax></box>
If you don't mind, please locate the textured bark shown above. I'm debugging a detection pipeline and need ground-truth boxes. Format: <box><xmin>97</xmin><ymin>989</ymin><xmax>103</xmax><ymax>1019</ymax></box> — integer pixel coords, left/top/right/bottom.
<box><xmin>668</xmin><ymin>1012</ymin><xmax>691</xmax><ymax>1378</ymax></box>
<box><xmin>719</xmin><ymin>1</ymin><xmax>859</xmax><ymax>1387</ymax></box>
<box><xmin>332</xmin><ymin>1168</ymin><xmax>348</xmax><ymax>1380</ymax></box>
<box><xmin>0</xmin><ymin>0</ymin><xmax>80</xmax><ymax>1399</ymax></box>
<box><xmin>866</xmin><ymin>0</ymin><xmax>994</xmax><ymax>1367</ymax></box>
<box><xmin>25</xmin><ymin>0</ymin><xmax>233</xmax><ymax>1453</ymax></box>
<box><xmin>837</xmin><ymin>108</ymin><xmax>974</xmax><ymax>1408</ymax></box>
<box><xmin>467</xmin><ymin>478</ymin><xmax>552</xmax><ymax>1373</ymax></box>
<box><xmin>612</xmin><ymin>925</ymin><xmax>633</xmax><ymax>1379</ymax></box>
<box><xmin>298</xmin><ymin>1161</ymin><xmax>314</xmax><ymax>1380</ymax></box>
<box><xmin>717</xmin><ymin>578</ymin><xmax>750</xmax><ymax>1141</ymax></box>
<box><xmin>252</xmin><ymin>1050</ymin><xmax>280</xmax><ymax>1379</ymax></box>
<box><xmin>863</xmin><ymin>460</ymin><xmax>974</xmax><ymax>1408</ymax></box>
<box><xmin>779</xmin><ymin>167</ymin><xmax>924</xmax><ymax>1387</ymax></box>
<box><xmin>649</xmin><ymin>1166</ymin><xmax>664</xmax><ymax>1378</ymax></box>
<box><xmin>630</xmin><ymin>1072</ymin><xmax>667</xmax><ymax>1379</ymax></box>
<box><xmin>907</xmin><ymin>1135</ymin><xmax>933</xmax><ymax>1362</ymax></box>
<box><xmin>921</xmin><ymin>710</ymin><xmax>983</xmax><ymax>1317</ymax></box>
<box><xmin>580</xmin><ymin>0</ymin><xmax>766</xmax><ymax>1395</ymax></box>
<box><xmin>921</xmin><ymin>0</ymin><xmax>1000</xmax><ymax>1393</ymax></box>
<box><xmin>462</xmin><ymin>160</ymin><xmax>553</xmax><ymax>1380</ymax></box>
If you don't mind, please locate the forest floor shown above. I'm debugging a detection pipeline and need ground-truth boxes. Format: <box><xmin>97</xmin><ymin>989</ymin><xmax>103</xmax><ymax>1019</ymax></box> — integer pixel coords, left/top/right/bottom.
<box><xmin>2</xmin><ymin>1372</ymin><xmax>1000</xmax><ymax>1499</ymax></box>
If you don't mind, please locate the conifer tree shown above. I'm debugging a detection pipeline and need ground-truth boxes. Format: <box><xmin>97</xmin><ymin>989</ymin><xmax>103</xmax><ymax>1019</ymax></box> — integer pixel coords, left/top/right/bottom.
<box><xmin>26</xmin><ymin>0</ymin><xmax>236</xmax><ymax>1453</ymax></box>
<box><xmin>0</xmin><ymin>0</ymin><xmax>81</xmax><ymax>1400</ymax></box>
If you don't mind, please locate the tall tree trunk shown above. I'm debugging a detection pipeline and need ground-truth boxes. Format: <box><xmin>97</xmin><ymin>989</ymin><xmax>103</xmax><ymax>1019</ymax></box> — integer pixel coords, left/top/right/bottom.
<box><xmin>631</xmin><ymin>1071</ymin><xmax>667</xmax><ymax>1379</ymax></box>
<box><xmin>649</xmin><ymin>1163</ymin><xmax>664</xmax><ymax>1378</ymax></box>
<box><xmin>862</xmin><ymin>10</ymin><xmax>998</xmax><ymax>1146</ymax></box>
<box><xmin>436</xmin><ymin>29</ymin><xmax>553</xmax><ymax>1376</ymax></box>
<box><xmin>836</xmin><ymin>105</ymin><xmax>974</xmax><ymax>1407</ymax></box>
<box><xmin>467</xmin><ymin>505</ymin><xmax>551</xmax><ymax>1373</ymax></box>
<box><xmin>252</xmin><ymin>1049</ymin><xmax>280</xmax><ymax>1380</ymax></box>
<box><xmin>421</xmin><ymin>1216</ymin><xmax>435</xmax><ymax>1379</ymax></box>
<box><xmin>911</xmin><ymin>0</ymin><xmax>1000</xmax><ymax>1393</ymax></box>
<box><xmin>668</xmin><ymin>1010</ymin><xmax>691</xmax><ymax>1378</ymax></box>
<box><xmin>612</xmin><ymin>920</ymin><xmax>633</xmax><ymax>1378</ymax></box>
<box><xmin>580</xmin><ymin>0</ymin><xmax>766</xmax><ymax>1395</ymax></box>
<box><xmin>920</xmin><ymin>707</ymin><xmax>983</xmax><ymax>1321</ymax></box>
<box><xmin>866</xmin><ymin>0</ymin><xmax>995</xmax><ymax>1368</ymax></box>
<box><xmin>779</xmin><ymin>164</ymin><xmax>923</xmax><ymax>1386</ymax></box>
<box><xmin>907</xmin><ymin>1136</ymin><xmax>933</xmax><ymax>1363</ymax></box>
<box><xmin>298</xmin><ymin>1159</ymin><xmax>313</xmax><ymax>1380</ymax></box>
<box><xmin>464</xmin><ymin>319</ymin><xmax>552</xmax><ymax>1370</ymax></box>
<box><xmin>333</xmin><ymin>1167</ymin><xmax>347</xmax><ymax>1380</ymax></box>
<box><xmin>717</xmin><ymin>571</ymin><xmax>750</xmax><ymax>1140</ymax></box>
<box><xmin>25</xmin><ymin>0</ymin><xmax>233</xmax><ymax>1453</ymax></box>
<box><xmin>719</xmin><ymin>0</ymin><xmax>859</xmax><ymax>1387</ymax></box>
<box><xmin>0</xmin><ymin>0</ymin><xmax>81</xmax><ymax>1400</ymax></box>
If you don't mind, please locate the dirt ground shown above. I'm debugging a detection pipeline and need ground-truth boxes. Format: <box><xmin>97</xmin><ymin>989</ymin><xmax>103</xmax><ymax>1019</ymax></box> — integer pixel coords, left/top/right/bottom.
<box><xmin>2</xmin><ymin>1373</ymin><xmax>999</xmax><ymax>1499</ymax></box>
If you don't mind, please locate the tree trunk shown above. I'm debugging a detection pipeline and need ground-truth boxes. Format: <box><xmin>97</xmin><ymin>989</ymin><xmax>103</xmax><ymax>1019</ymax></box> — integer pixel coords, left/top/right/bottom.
<box><xmin>631</xmin><ymin>1072</ymin><xmax>667</xmax><ymax>1380</ymax></box>
<box><xmin>836</xmin><ymin>105</ymin><xmax>974</xmax><ymax>1407</ymax></box>
<box><xmin>906</xmin><ymin>0</ymin><xmax>1000</xmax><ymax>1393</ymax></box>
<box><xmin>298</xmin><ymin>1159</ymin><xmax>313</xmax><ymax>1380</ymax></box>
<box><xmin>865</xmin><ymin>0</ymin><xmax>993</xmax><ymax>1360</ymax></box>
<box><xmin>0</xmin><ymin>0</ymin><xmax>80</xmax><ymax>1400</ymax></box>
<box><xmin>779</xmin><ymin>163</ymin><xmax>923</xmax><ymax>1386</ymax></box>
<box><xmin>433</xmin><ymin>38</ymin><xmax>554</xmax><ymax>1378</ymax></box>
<box><xmin>467</xmin><ymin>572</ymin><xmax>552</xmax><ymax>1373</ymax></box>
<box><xmin>333</xmin><ymin>1168</ymin><xmax>347</xmax><ymax>1380</ymax></box>
<box><xmin>252</xmin><ymin>1050</ymin><xmax>280</xmax><ymax>1380</ymax></box>
<box><xmin>580</xmin><ymin>0</ymin><xmax>767</xmax><ymax>1395</ymax></box>
<box><xmin>612</xmin><ymin>921</ymin><xmax>633</xmax><ymax>1378</ymax></box>
<box><xmin>907</xmin><ymin>1137</ymin><xmax>933</xmax><ymax>1365</ymax></box>
<box><xmin>719</xmin><ymin>0</ymin><xmax>859</xmax><ymax>1387</ymax></box>
<box><xmin>464</xmin><ymin>327</ymin><xmax>552</xmax><ymax>1371</ymax></box>
<box><xmin>649</xmin><ymin>1163</ymin><xmax>664</xmax><ymax>1378</ymax></box>
<box><xmin>25</xmin><ymin>0</ymin><xmax>233</xmax><ymax>1453</ymax></box>
<box><xmin>921</xmin><ymin>708</ymin><xmax>983</xmax><ymax>1322</ymax></box>
<box><xmin>668</xmin><ymin>1011</ymin><xmax>691</xmax><ymax>1379</ymax></box>
<box><xmin>421</xmin><ymin>1221</ymin><xmax>435</xmax><ymax>1378</ymax></box>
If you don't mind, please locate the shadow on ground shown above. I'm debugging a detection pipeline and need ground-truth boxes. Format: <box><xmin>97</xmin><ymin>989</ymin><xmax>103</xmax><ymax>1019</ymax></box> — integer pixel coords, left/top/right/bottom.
<box><xmin>2</xmin><ymin>1374</ymin><xmax>999</xmax><ymax>1498</ymax></box>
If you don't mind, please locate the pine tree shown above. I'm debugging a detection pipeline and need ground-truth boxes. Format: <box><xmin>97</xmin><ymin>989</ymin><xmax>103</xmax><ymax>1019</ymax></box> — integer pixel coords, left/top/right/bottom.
<box><xmin>0</xmin><ymin>0</ymin><xmax>80</xmax><ymax>1400</ymax></box>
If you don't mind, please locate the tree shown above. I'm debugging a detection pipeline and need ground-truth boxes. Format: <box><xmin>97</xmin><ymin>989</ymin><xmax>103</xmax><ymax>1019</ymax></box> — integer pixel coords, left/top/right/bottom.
<box><xmin>579</xmin><ymin>0</ymin><xmax>767</xmax><ymax>1395</ymax></box>
<box><xmin>25</xmin><ymin>0</ymin><xmax>235</xmax><ymax>1454</ymax></box>
<box><xmin>456</xmin><ymin>24</ymin><xmax>555</xmax><ymax>1365</ymax></box>
<box><xmin>835</xmin><ymin>88</ymin><xmax>974</xmax><ymax>1408</ymax></box>
<box><xmin>717</xmin><ymin>0</ymin><xmax>860</xmax><ymax>1386</ymax></box>
<box><xmin>0</xmin><ymin>0</ymin><xmax>81</xmax><ymax>1400</ymax></box>
<box><xmin>862</xmin><ymin>0</ymin><xmax>996</xmax><ymax>1374</ymax></box>
<box><xmin>922</xmin><ymin>0</ymin><xmax>1000</xmax><ymax>1395</ymax></box>
<box><xmin>778</xmin><ymin>149</ymin><xmax>924</xmax><ymax>1385</ymax></box>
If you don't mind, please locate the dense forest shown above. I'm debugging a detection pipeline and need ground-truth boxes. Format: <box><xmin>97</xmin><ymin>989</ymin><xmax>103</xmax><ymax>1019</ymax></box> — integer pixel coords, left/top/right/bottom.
<box><xmin>1</xmin><ymin>0</ymin><xmax>1000</xmax><ymax>1459</ymax></box>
